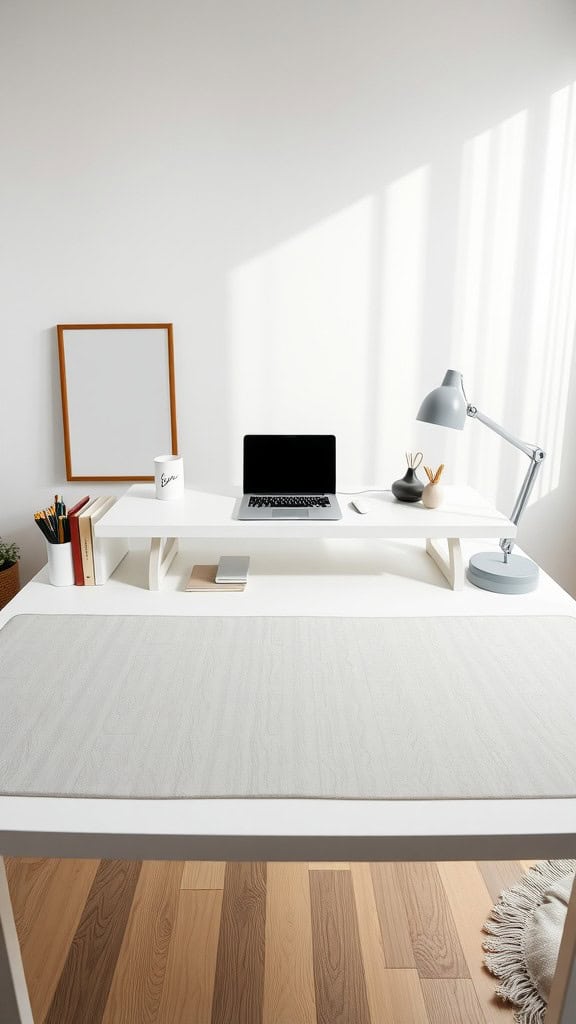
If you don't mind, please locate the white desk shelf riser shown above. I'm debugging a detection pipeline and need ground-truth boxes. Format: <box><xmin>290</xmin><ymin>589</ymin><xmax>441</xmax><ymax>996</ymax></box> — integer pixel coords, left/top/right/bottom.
<box><xmin>96</xmin><ymin>484</ymin><xmax>516</xmax><ymax>591</ymax></box>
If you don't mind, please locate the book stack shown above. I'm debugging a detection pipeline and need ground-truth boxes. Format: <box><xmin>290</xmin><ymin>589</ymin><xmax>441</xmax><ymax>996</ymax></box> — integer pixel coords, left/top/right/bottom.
<box><xmin>185</xmin><ymin>565</ymin><xmax>246</xmax><ymax>592</ymax></box>
<box><xmin>69</xmin><ymin>496</ymin><xmax>128</xmax><ymax>586</ymax></box>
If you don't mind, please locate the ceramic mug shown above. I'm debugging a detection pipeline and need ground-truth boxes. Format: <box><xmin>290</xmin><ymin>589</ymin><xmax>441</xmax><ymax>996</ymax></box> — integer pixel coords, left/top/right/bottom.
<box><xmin>154</xmin><ymin>454</ymin><xmax>184</xmax><ymax>500</ymax></box>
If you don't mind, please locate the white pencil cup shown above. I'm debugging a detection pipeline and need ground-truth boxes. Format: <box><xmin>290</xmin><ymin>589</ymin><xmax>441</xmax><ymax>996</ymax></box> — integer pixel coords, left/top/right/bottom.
<box><xmin>154</xmin><ymin>454</ymin><xmax>184</xmax><ymax>500</ymax></box>
<box><xmin>46</xmin><ymin>541</ymin><xmax>75</xmax><ymax>586</ymax></box>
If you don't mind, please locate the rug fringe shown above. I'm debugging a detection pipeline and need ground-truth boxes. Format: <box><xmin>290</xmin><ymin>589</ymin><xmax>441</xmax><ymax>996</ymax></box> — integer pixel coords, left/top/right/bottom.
<box><xmin>483</xmin><ymin>860</ymin><xmax>576</xmax><ymax>1024</ymax></box>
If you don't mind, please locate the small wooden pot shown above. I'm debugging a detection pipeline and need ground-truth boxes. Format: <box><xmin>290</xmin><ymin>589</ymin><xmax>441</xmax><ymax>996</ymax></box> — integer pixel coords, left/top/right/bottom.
<box><xmin>422</xmin><ymin>483</ymin><xmax>445</xmax><ymax>509</ymax></box>
<box><xmin>0</xmin><ymin>561</ymin><xmax>20</xmax><ymax>610</ymax></box>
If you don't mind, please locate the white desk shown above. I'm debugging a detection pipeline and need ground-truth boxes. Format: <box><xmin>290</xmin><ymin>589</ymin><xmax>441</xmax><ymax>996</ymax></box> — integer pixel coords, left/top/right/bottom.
<box><xmin>96</xmin><ymin>483</ymin><xmax>516</xmax><ymax>591</ymax></box>
<box><xmin>1</xmin><ymin>540</ymin><xmax>575</xmax><ymax>1023</ymax></box>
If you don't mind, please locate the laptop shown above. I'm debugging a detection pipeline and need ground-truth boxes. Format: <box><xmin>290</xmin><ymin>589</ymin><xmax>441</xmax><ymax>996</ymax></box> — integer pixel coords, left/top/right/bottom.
<box><xmin>238</xmin><ymin>434</ymin><xmax>342</xmax><ymax>520</ymax></box>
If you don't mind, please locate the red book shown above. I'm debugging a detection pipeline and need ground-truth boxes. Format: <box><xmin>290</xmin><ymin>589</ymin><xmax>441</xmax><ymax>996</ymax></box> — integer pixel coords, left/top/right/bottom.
<box><xmin>68</xmin><ymin>496</ymin><xmax>91</xmax><ymax>585</ymax></box>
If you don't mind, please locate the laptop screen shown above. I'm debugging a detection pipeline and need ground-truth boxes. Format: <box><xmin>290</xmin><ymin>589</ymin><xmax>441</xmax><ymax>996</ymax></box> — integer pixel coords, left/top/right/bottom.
<box><xmin>243</xmin><ymin>435</ymin><xmax>336</xmax><ymax>494</ymax></box>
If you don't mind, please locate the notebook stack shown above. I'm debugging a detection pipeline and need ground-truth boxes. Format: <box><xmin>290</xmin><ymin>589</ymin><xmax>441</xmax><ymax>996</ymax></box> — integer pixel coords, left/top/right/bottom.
<box><xmin>186</xmin><ymin>556</ymin><xmax>249</xmax><ymax>592</ymax></box>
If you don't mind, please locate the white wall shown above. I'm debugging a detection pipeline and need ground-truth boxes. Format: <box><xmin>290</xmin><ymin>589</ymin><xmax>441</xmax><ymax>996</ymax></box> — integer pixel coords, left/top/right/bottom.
<box><xmin>2</xmin><ymin>0</ymin><xmax>576</xmax><ymax>593</ymax></box>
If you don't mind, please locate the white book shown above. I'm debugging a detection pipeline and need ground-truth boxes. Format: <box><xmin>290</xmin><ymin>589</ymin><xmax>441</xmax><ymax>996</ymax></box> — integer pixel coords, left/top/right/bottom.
<box><xmin>89</xmin><ymin>497</ymin><xmax>129</xmax><ymax>586</ymax></box>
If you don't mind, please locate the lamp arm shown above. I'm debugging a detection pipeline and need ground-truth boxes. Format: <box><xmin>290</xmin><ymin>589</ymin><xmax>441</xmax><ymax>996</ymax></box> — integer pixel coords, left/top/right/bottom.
<box><xmin>499</xmin><ymin>460</ymin><xmax>544</xmax><ymax>558</ymax></box>
<box><xmin>466</xmin><ymin>404</ymin><xmax>546</xmax><ymax>559</ymax></box>
<box><xmin>466</xmin><ymin>405</ymin><xmax>542</xmax><ymax>459</ymax></box>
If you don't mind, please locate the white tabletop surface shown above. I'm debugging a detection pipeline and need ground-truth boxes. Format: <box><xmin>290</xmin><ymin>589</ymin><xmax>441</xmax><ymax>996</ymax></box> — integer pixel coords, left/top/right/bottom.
<box><xmin>1</xmin><ymin>536</ymin><xmax>575</xmax><ymax>860</ymax></box>
<box><xmin>95</xmin><ymin>483</ymin><xmax>517</xmax><ymax>540</ymax></box>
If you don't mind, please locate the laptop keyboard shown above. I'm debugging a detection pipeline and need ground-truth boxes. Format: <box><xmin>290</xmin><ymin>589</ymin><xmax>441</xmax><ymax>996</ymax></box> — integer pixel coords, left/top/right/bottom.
<box><xmin>248</xmin><ymin>495</ymin><xmax>330</xmax><ymax>508</ymax></box>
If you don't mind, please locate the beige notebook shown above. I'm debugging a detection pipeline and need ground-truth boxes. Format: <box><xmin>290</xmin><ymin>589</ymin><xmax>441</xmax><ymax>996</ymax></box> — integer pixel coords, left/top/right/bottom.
<box><xmin>185</xmin><ymin>565</ymin><xmax>246</xmax><ymax>592</ymax></box>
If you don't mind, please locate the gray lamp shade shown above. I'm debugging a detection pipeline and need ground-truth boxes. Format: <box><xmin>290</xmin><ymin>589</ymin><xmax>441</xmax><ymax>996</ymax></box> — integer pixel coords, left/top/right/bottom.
<box><xmin>416</xmin><ymin>369</ymin><xmax>467</xmax><ymax>430</ymax></box>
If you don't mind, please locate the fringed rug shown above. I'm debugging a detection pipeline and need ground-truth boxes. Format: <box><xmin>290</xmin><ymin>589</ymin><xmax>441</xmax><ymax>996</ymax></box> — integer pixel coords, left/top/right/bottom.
<box><xmin>483</xmin><ymin>860</ymin><xmax>576</xmax><ymax>1024</ymax></box>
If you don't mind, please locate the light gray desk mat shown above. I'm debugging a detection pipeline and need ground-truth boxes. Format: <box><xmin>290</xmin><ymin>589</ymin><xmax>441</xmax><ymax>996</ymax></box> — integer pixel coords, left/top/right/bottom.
<box><xmin>0</xmin><ymin>613</ymin><xmax>575</xmax><ymax>800</ymax></box>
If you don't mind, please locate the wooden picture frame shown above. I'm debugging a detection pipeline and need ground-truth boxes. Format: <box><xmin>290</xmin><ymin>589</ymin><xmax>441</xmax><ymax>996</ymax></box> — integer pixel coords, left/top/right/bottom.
<box><xmin>57</xmin><ymin>323</ymin><xmax>178</xmax><ymax>481</ymax></box>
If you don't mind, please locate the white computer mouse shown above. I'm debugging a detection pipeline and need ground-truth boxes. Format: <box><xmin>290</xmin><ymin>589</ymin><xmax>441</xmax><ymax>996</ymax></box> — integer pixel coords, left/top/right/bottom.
<box><xmin>351</xmin><ymin>498</ymin><xmax>370</xmax><ymax>514</ymax></box>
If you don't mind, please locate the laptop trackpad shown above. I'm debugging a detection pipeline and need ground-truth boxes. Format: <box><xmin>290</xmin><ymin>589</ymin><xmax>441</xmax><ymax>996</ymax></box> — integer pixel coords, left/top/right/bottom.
<box><xmin>272</xmin><ymin>509</ymin><xmax>309</xmax><ymax>517</ymax></box>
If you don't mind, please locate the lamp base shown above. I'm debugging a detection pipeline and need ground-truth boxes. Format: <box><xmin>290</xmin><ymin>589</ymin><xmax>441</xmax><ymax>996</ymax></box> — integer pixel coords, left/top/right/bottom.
<box><xmin>467</xmin><ymin>551</ymin><xmax>539</xmax><ymax>594</ymax></box>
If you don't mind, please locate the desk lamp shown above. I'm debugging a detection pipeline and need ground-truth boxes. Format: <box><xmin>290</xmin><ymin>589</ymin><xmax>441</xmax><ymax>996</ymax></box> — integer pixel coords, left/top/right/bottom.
<box><xmin>416</xmin><ymin>369</ymin><xmax>546</xmax><ymax>593</ymax></box>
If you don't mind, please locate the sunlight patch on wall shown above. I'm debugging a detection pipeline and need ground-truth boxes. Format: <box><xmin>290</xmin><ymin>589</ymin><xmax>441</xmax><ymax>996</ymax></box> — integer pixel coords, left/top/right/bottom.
<box><xmin>374</xmin><ymin>165</ymin><xmax>429</xmax><ymax>485</ymax></box>
<box><xmin>227</xmin><ymin>197</ymin><xmax>374</xmax><ymax>488</ymax></box>
<box><xmin>522</xmin><ymin>81</ymin><xmax>576</xmax><ymax>497</ymax></box>
<box><xmin>228</xmin><ymin>168</ymin><xmax>431</xmax><ymax>490</ymax></box>
<box><xmin>451</xmin><ymin>110</ymin><xmax>527</xmax><ymax>496</ymax></box>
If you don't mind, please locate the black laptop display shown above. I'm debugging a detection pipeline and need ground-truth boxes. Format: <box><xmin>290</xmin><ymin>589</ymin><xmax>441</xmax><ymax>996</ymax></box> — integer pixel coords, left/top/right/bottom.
<box><xmin>238</xmin><ymin>434</ymin><xmax>342</xmax><ymax>520</ymax></box>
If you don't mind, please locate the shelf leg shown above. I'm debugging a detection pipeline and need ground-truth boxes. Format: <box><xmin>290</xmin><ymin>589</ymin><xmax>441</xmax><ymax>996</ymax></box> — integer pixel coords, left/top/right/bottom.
<box><xmin>425</xmin><ymin>537</ymin><xmax>464</xmax><ymax>590</ymax></box>
<box><xmin>546</xmin><ymin>874</ymin><xmax>576</xmax><ymax>1022</ymax></box>
<box><xmin>0</xmin><ymin>857</ymin><xmax>33</xmax><ymax>1024</ymax></box>
<box><xmin>148</xmin><ymin>537</ymin><xmax>179</xmax><ymax>591</ymax></box>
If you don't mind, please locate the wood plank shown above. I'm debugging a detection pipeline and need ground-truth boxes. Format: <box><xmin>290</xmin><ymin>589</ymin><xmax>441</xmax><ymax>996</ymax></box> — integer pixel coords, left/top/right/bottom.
<box><xmin>263</xmin><ymin>863</ymin><xmax>316</xmax><ymax>1024</ymax></box>
<box><xmin>5</xmin><ymin>859</ymin><xmax>64</xmax><ymax>949</ymax></box>
<box><xmin>309</xmin><ymin>869</ymin><xmax>371</xmax><ymax>1024</ymax></box>
<box><xmin>156</xmin><ymin>889</ymin><xmax>222</xmax><ymax>1024</ymax></box>
<box><xmin>181</xmin><ymin>862</ymin><xmax>226</xmax><ymax>890</ymax></box>
<box><xmin>45</xmin><ymin>859</ymin><xmax>142</xmax><ymax>1024</ymax></box>
<box><xmin>351</xmin><ymin>863</ymin><xmax>429</xmax><ymax>1023</ymax></box>
<box><xmin>6</xmin><ymin>857</ymin><xmax>99</xmax><ymax>1024</ymax></box>
<box><xmin>477</xmin><ymin>862</ymin><xmax>524</xmax><ymax>904</ymax></box>
<box><xmin>421</xmin><ymin>978</ymin><xmax>486</xmax><ymax>1024</ymax></box>
<box><xmin>102</xmin><ymin>860</ymin><xmax>184</xmax><ymax>1024</ymax></box>
<box><xmin>395</xmin><ymin>862</ymin><xmax>469</xmax><ymax>979</ymax></box>
<box><xmin>370</xmin><ymin>862</ymin><xmax>416</xmax><ymax>968</ymax></box>
<box><xmin>211</xmin><ymin>861</ymin><xmax>267</xmax><ymax>1024</ymax></box>
<box><xmin>351</xmin><ymin>864</ymin><xmax>389</xmax><ymax>970</ymax></box>
<box><xmin>438</xmin><ymin>862</ymin><xmax>513</xmax><ymax>1023</ymax></box>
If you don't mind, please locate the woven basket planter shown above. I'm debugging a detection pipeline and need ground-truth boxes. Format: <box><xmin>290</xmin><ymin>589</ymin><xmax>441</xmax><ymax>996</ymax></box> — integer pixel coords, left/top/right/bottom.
<box><xmin>0</xmin><ymin>561</ymin><xmax>20</xmax><ymax>610</ymax></box>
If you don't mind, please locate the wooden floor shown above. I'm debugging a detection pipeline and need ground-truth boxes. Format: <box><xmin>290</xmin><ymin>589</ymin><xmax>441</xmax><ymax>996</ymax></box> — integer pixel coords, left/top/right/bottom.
<box><xmin>5</xmin><ymin>858</ymin><xmax>531</xmax><ymax>1023</ymax></box>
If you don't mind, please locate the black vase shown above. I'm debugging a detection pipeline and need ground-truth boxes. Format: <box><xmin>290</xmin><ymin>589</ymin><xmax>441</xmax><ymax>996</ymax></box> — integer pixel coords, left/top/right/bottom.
<box><xmin>391</xmin><ymin>467</ymin><xmax>424</xmax><ymax>502</ymax></box>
